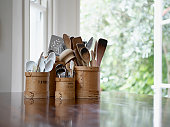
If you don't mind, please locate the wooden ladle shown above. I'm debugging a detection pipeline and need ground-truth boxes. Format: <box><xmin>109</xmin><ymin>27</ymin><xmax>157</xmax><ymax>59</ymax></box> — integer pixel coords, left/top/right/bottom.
<box><xmin>80</xmin><ymin>47</ymin><xmax>90</xmax><ymax>66</ymax></box>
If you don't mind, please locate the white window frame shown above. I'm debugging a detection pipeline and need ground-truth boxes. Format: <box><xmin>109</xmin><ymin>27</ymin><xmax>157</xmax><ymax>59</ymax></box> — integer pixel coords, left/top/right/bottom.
<box><xmin>25</xmin><ymin>0</ymin><xmax>52</xmax><ymax>61</ymax></box>
<box><xmin>30</xmin><ymin>0</ymin><xmax>48</xmax><ymax>59</ymax></box>
<box><xmin>153</xmin><ymin>0</ymin><xmax>170</xmax><ymax>127</ymax></box>
<box><xmin>24</xmin><ymin>0</ymin><xmax>53</xmax><ymax>90</ymax></box>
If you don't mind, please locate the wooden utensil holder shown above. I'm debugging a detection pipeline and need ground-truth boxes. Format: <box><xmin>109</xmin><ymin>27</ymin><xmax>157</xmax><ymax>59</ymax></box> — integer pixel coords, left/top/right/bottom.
<box><xmin>55</xmin><ymin>77</ymin><xmax>75</xmax><ymax>99</ymax></box>
<box><xmin>75</xmin><ymin>66</ymin><xmax>100</xmax><ymax>98</ymax></box>
<box><xmin>24</xmin><ymin>72</ymin><xmax>50</xmax><ymax>98</ymax></box>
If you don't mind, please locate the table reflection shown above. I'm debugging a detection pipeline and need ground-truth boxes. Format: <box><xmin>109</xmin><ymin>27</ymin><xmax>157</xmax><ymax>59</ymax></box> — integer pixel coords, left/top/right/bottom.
<box><xmin>24</xmin><ymin>98</ymin><xmax>100</xmax><ymax>127</ymax></box>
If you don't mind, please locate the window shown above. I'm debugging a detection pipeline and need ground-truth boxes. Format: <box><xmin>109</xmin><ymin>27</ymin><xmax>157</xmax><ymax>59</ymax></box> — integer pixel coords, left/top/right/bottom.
<box><xmin>80</xmin><ymin>0</ymin><xmax>154</xmax><ymax>95</ymax></box>
<box><xmin>30</xmin><ymin>0</ymin><xmax>47</xmax><ymax>61</ymax></box>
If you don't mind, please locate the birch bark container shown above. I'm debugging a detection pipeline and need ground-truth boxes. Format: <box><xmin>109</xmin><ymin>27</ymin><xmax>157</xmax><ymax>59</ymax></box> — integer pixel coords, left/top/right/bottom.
<box><xmin>24</xmin><ymin>72</ymin><xmax>50</xmax><ymax>98</ymax></box>
<box><xmin>55</xmin><ymin>78</ymin><xmax>75</xmax><ymax>99</ymax></box>
<box><xmin>75</xmin><ymin>66</ymin><xmax>100</xmax><ymax>98</ymax></box>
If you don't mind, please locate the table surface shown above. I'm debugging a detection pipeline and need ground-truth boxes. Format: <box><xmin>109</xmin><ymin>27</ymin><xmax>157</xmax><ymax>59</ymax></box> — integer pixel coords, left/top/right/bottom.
<box><xmin>0</xmin><ymin>91</ymin><xmax>170</xmax><ymax>127</ymax></box>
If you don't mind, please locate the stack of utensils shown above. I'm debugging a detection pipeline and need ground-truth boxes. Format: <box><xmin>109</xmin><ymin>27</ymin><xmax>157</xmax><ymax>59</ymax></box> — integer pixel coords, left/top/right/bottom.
<box><xmin>24</xmin><ymin>34</ymin><xmax>107</xmax><ymax>99</ymax></box>
<box><xmin>48</xmin><ymin>34</ymin><xmax>108</xmax><ymax>74</ymax></box>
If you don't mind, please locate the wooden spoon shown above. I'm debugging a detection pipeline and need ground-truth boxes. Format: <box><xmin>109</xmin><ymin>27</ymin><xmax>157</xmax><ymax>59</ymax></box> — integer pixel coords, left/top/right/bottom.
<box><xmin>97</xmin><ymin>38</ymin><xmax>108</xmax><ymax>66</ymax></box>
<box><xmin>80</xmin><ymin>47</ymin><xmax>90</xmax><ymax>66</ymax></box>
<box><xmin>63</xmin><ymin>34</ymin><xmax>71</xmax><ymax>49</ymax></box>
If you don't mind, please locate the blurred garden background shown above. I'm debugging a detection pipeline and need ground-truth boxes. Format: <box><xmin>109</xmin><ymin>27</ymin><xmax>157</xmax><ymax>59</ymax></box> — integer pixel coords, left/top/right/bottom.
<box><xmin>80</xmin><ymin>0</ymin><xmax>170</xmax><ymax>95</ymax></box>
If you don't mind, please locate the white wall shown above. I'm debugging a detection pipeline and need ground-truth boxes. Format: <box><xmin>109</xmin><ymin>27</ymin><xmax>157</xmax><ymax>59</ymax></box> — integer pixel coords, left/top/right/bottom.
<box><xmin>54</xmin><ymin>0</ymin><xmax>80</xmax><ymax>37</ymax></box>
<box><xmin>0</xmin><ymin>0</ymin><xmax>12</xmax><ymax>92</ymax></box>
<box><xmin>11</xmin><ymin>0</ymin><xmax>24</xmax><ymax>92</ymax></box>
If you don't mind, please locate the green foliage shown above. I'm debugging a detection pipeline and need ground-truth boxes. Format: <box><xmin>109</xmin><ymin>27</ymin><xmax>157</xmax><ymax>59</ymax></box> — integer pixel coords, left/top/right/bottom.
<box><xmin>81</xmin><ymin>0</ymin><xmax>168</xmax><ymax>95</ymax></box>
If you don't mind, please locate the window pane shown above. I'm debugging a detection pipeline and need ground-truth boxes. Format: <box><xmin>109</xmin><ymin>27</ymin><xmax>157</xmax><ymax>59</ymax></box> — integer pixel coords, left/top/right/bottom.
<box><xmin>30</xmin><ymin>4</ymin><xmax>45</xmax><ymax>61</ymax></box>
<box><xmin>41</xmin><ymin>0</ymin><xmax>47</xmax><ymax>8</ymax></box>
<box><xmin>80</xmin><ymin>0</ymin><xmax>154</xmax><ymax>95</ymax></box>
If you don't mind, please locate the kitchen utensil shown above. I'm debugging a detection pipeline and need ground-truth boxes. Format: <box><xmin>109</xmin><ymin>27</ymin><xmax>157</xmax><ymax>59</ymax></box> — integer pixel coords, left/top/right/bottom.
<box><xmin>56</xmin><ymin>68</ymin><xmax>66</xmax><ymax>78</ymax></box>
<box><xmin>55</xmin><ymin>64</ymin><xmax>64</xmax><ymax>71</ymax></box>
<box><xmin>48</xmin><ymin>35</ymin><xmax>66</xmax><ymax>56</ymax></box>
<box><xmin>76</xmin><ymin>43</ymin><xmax>85</xmax><ymax>53</ymax></box>
<box><xmin>86</xmin><ymin>37</ymin><xmax>93</xmax><ymax>50</ymax></box>
<box><xmin>74</xmin><ymin>50</ymin><xmax>83</xmax><ymax>66</ymax></box>
<box><xmin>83</xmin><ymin>41</ymin><xmax>87</xmax><ymax>44</ymax></box>
<box><xmin>72</xmin><ymin>37</ymin><xmax>83</xmax><ymax>50</ymax></box>
<box><xmin>39</xmin><ymin>59</ymin><xmax>45</xmax><ymax>72</ymax></box>
<box><xmin>63</xmin><ymin>34</ymin><xmax>71</xmax><ymax>49</ymax></box>
<box><xmin>97</xmin><ymin>38</ymin><xmax>108</xmax><ymax>66</ymax></box>
<box><xmin>36</xmin><ymin>52</ymin><xmax>44</xmax><ymax>72</ymax></box>
<box><xmin>59</xmin><ymin>49</ymin><xmax>75</xmax><ymax>64</ymax></box>
<box><xmin>70</xmin><ymin>60</ymin><xmax>74</xmax><ymax>77</ymax></box>
<box><xmin>70</xmin><ymin>37</ymin><xmax>74</xmax><ymax>49</ymax></box>
<box><xmin>75</xmin><ymin>43</ymin><xmax>85</xmax><ymax>65</ymax></box>
<box><xmin>94</xmin><ymin>41</ymin><xmax>97</xmax><ymax>60</ymax></box>
<box><xmin>80</xmin><ymin>47</ymin><xmax>90</xmax><ymax>66</ymax></box>
<box><xmin>44</xmin><ymin>60</ymin><xmax>54</xmax><ymax>72</ymax></box>
<box><xmin>48</xmin><ymin>50</ymin><xmax>54</xmax><ymax>55</ymax></box>
<box><xmin>45</xmin><ymin>52</ymin><xmax>56</xmax><ymax>64</ymax></box>
<box><xmin>26</xmin><ymin>61</ymin><xmax>37</xmax><ymax>72</ymax></box>
<box><xmin>90</xmin><ymin>50</ymin><xmax>97</xmax><ymax>67</ymax></box>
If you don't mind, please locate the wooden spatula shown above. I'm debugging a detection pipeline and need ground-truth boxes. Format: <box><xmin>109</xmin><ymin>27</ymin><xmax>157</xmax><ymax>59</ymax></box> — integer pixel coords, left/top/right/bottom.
<box><xmin>63</xmin><ymin>34</ymin><xmax>71</xmax><ymax>49</ymax></box>
<box><xmin>72</xmin><ymin>37</ymin><xmax>83</xmax><ymax>50</ymax></box>
<box><xmin>97</xmin><ymin>38</ymin><xmax>108</xmax><ymax>66</ymax></box>
<box><xmin>72</xmin><ymin>37</ymin><xmax>84</xmax><ymax>66</ymax></box>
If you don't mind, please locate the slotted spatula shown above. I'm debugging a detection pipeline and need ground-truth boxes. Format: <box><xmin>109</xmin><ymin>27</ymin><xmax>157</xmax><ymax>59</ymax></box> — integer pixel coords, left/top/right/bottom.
<box><xmin>97</xmin><ymin>38</ymin><xmax>108</xmax><ymax>66</ymax></box>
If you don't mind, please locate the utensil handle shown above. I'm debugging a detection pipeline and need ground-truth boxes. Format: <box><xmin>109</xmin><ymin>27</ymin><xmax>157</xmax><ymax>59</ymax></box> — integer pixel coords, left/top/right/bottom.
<box><xmin>36</xmin><ymin>52</ymin><xmax>44</xmax><ymax>72</ymax></box>
<box><xmin>91</xmin><ymin>50</ymin><xmax>94</xmax><ymax>60</ymax></box>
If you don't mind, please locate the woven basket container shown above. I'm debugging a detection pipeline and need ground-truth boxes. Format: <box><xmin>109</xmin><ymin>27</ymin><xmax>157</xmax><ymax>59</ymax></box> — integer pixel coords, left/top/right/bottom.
<box><xmin>55</xmin><ymin>78</ymin><xmax>75</xmax><ymax>99</ymax></box>
<box><xmin>75</xmin><ymin>66</ymin><xmax>100</xmax><ymax>98</ymax></box>
<box><xmin>49</xmin><ymin>60</ymin><xmax>65</xmax><ymax>97</ymax></box>
<box><xmin>24</xmin><ymin>72</ymin><xmax>50</xmax><ymax>98</ymax></box>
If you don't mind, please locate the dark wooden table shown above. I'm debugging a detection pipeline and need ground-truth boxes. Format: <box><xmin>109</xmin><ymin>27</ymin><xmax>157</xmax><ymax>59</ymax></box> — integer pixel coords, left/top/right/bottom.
<box><xmin>0</xmin><ymin>91</ymin><xmax>170</xmax><ymax>127</ymax></box>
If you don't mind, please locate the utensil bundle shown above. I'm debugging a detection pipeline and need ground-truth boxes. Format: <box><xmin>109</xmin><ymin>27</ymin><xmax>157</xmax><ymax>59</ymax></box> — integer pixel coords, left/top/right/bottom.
<box><xmin>26</xmin><ymin>52</ymin><xmax>56</xmax><ymax>72</ymax></box>
<box><xmin>49</xmin><ymin>34</ymin><xmax>107</xmax><ymax>77</ymax></box>
<box><xmin>58</xmin><ymin>34</ymin><xmax>107</xmax><ymax>67</ymax></box>
<box><xmin>26</xmin><ymin>34</ymin><xmax>107</xmax><ymax>75</ymax></box>
<box><xmin>55</xmin><ymin>60</ymin><xmax>74</xmax><ymax>78</ymax></box>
